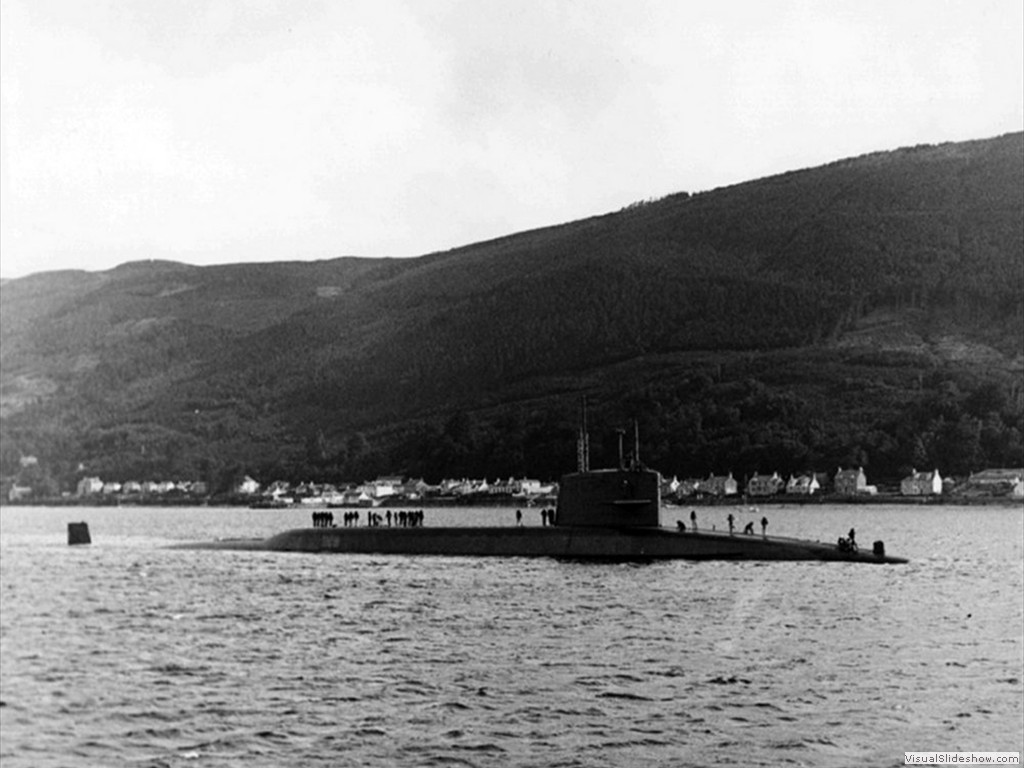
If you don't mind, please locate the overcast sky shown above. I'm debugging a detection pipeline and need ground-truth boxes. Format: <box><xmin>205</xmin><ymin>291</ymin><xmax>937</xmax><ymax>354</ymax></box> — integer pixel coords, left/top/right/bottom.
<box><xmin>1</xmin><ymin>0</ymin><xmax>1022</xmax><ymax>279</ymax></box>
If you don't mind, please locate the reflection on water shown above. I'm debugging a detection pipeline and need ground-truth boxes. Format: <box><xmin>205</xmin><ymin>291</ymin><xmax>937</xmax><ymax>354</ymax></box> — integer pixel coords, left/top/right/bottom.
<box><xmin>1</xmin><ymin>505</ymin><xmax>1021</xmax><ymax>767</ymax></box>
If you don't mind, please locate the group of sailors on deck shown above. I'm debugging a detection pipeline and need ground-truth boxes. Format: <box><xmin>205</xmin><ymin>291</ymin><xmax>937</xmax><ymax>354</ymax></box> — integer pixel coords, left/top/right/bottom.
<box><xmin>676</xmin><ymin>510</ymin><xmax>769</xmax><ymax>537</ymax></box>
<box><xmin>837</xmin><ymin>528</ymin><xmax>857</xmax><ymax>551</ymax></box>
<box><xmin>312</xmin><ymin>511</ymin><xmax>336</xmax><ymax>528</ymax></box>
<box><xmin>311</xmin><ymin>509</ymin><xmax>427</xmax><ymax>528</ymax></box>
<box><xmin>725</xmin><ymin>512</ymin><xmax>769</xmax><ymax>537</ymax></box>
<box><xmin>371</xmin><ymin>510</ymin><xmax>425</xmax><ymax>527</ymax></box>
<box><xmin>676</xmin><ymin>511</ymin><xmax>860</xmax><ymax>553</ymax></box>
<box><xmin>513</xmin><ymin>508</ymin><xmax>558</xmax><ymax>526</ymax></box>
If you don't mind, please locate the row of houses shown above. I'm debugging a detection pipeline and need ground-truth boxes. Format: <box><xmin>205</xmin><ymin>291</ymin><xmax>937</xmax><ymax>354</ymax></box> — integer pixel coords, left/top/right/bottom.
<box><xmin>64</xmin><ymin>474</ymin><xmax>557</xmax><ymax>503</ymax></box>
<box><xmin>75</xmin><ymin>477</ymin><xmax>210</xmax><ymax>497</ymax></box>
<box><xmin>661</xmin><ymin>468</ymin><xmax>870</xmax><ymax>499</ymax></box>
<box><xmin>251</xmin><ymin>475</ymin><xmax>558</xmax><ymax>505</ymax></box>
<box><xmin>662</xmin><ymin>467</ymin><xmax>1024</xmax><ymax>499</ymax></box>
<box><xmin>15</xmin><ymin>467</ymin><xmax>1023</xmax><ymax>504</ymax></box>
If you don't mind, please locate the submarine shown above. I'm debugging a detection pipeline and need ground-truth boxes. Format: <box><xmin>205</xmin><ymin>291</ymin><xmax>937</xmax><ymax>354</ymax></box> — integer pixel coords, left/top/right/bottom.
<box><xmin>173</xmin><ymin>420</ymin><xmax>907</xmax><ymax>564</ymax></box>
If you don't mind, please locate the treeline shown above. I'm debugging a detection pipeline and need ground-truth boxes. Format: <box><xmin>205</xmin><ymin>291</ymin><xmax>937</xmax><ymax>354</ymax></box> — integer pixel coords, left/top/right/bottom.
<box><xmin>7</xmin><ymin>346</ymin><xmax>1018</xmax><ymax>493</ymax></box>
<box><xmin>336</xmin><ymin>354</ymin><xmax>1024</xmax><ymax>486</ymax></box>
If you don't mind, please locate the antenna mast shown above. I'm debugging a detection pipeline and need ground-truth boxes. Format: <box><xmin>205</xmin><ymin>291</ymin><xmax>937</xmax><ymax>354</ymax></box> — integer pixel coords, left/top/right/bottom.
<box><xmin>577</xmin><ymin>396</ymin><xmax>591</xmax><ymax>472</ymax></box>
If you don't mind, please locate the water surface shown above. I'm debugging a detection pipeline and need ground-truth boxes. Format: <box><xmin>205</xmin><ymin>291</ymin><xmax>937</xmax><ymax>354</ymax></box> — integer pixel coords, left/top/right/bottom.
<box><xmin>2</xmin><ymin>504</ymin><xmax>1021</xmax><ymax>767</ymax></box>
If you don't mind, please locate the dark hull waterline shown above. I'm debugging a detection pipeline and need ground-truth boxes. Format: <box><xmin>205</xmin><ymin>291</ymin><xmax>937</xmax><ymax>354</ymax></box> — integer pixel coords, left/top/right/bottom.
<box><xmin>171</xmin><ymin>526</ymin><xmax>908</xmax><ymax>563</ymax></box>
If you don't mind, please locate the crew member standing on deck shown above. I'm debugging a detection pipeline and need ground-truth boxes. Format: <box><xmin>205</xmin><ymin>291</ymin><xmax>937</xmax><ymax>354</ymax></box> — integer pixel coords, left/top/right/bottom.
<box><xmin>727</xmin><ymin>513</ymin><xmax>735</xmax><ymax>535</ymax></box>
<box><xmin>690</xmin><ymin>510</ymin><xmax>697</xmax><ymax>531</ymax></box>
<box><xmin>516</xmin><ymin>509</ymin><xmax>523</xmax><ymax>526</ymax></box>
<box><xmin>761</xmin><ymin>516</ymin><xmax>769</xmax><ymax>537</ymax></box>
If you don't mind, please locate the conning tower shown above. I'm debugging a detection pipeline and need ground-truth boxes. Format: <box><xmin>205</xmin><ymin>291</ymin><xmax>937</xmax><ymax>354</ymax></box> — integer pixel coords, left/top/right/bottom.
<box><xmin>556</xmin><ymin>413</ymin><xmax>661</xmax><ymax>528</ymax></box>
<box><xmin>556</xmin><ymin>468</ymin><xmax>661</xmax><ymax>528</ymax></box>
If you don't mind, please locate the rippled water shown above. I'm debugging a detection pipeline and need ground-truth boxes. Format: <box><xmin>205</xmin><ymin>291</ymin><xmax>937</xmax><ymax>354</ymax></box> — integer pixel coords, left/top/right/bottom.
<box><xmin>1</xmin><ymin>504</ymin><xmax>1021</xmax><ymax>767</ymax></box>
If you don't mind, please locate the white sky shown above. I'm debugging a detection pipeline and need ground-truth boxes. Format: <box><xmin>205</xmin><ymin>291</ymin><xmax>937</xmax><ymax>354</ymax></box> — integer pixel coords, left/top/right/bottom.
<box><xmin>1</xmin><ymin>0</ymin><xmax>1022</xmax><ymax>279</ymax></box>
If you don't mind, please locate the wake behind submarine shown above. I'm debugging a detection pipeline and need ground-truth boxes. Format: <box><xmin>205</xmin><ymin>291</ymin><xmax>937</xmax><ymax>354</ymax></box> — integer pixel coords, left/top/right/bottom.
<box><xmin>174</xmin><ymin>419</ymin><xmax>907</xmax><ymax>564</ymax></box>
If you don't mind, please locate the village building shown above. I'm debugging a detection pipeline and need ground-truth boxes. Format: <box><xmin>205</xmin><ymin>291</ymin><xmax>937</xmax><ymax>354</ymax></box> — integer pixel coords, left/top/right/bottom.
<box><xmin>235</xmin><ymin>475</ymin><xmax>261</xmax><ymax>495</ymax></box>
<box><xmin>399</xmin><ymin>478</ymin><xmax>432</xmax><ymax>498</ymax></box>
<box><xmin>339</xmin><ymin>488</ymin><xmax>376</xmax><ymax>506</ymax></box>
<box><xmin>264</xmin><ymin>480</ymin><xmax>292</xmax><ymax>499</ymax></box>
<box><xmin>747</xmin><ymin>472</ymin><xmax>783</xmax><ymax>497</ymax></box>
<box><xmin>786</xmin><ymin>473</ymin><xmax>821</xmax><ymax>495</ymax></box>
<box><xmin>671</xmin><ymin>479</ymin><xmax>699</xmax><ymax>498</ymax></box>
<box><xmin>963</xmin><ymin>468</ymin><xmax>1024</xmax><ymax>497</ymax></box>
<box><xmin>438</xmin><ymin>478</ymin><xmax>465</xmax><ymax>495</ymax></box>
<box><xmin>696</xmin><ymin>472</ymin><xmax>738</xmax><ymax>496</ymax></box>
<box><xmin>660</xmin><ymin>476</ymin><xmax>681</xmax><ymax>497</ymax></box>
<box><xmin>188</xmin><ymin>481</ymin><xmax>209</xmax><ymax>496</ymax></box>
<box><xmin>371</xmin><ymin>476</ymin><xmax>405</xmax><ymax>498</ymax></box>
<box><xmin>488</xmin><ymin>477</ymin><xmax>516</xmax><ymax>495</ymax></box>
<box><xmin>298</xmin><ymin>486</ymin><xmax>332</xmax><ymax>505</ymax></box>
<box><xmin>76</xmin><ymin>476</ymin><xmax>104</xmax><ymax>496</ymax></box>
<box><xmin>444</xmin><ymin>479</ymin><xmax>477</xmax><ymax>496</ymax></box>
<box><xmin>834</xmin><ymin>467</ymin><xmax>876</xmax><ymax>496</ymax></box>
<box><xmin>900</xmin><ymin>468</ymin><xmax>943</xmax><ymax>496</ymax></box>
<box><xmin>515</xmin><ymin>478</ymin><xmax>547</xmax><ymax>496</ymax></box>
<box><xmin>293</xmin><ymin>481</ymin><xmax>323</xmax><ymax>499</ymax></box>
<box><xmin>8</xmin><ymin>484</ymin><xmax>33</xmax><ymax>502</ymax></box>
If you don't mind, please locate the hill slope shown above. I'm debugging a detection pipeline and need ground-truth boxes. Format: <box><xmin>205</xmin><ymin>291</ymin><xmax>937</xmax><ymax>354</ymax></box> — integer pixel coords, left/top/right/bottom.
<box><xmin>2</xmin><ymin>133</ymin><xmax>1022</xmax><ymax>491</ymax></box>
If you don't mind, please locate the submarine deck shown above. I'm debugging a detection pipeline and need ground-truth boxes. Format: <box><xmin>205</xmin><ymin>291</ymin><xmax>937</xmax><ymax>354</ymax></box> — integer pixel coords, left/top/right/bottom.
<box><xmin>171</xmin><ymin>526</ymin><xmax>907</xmax><ymax>563</ymax></box>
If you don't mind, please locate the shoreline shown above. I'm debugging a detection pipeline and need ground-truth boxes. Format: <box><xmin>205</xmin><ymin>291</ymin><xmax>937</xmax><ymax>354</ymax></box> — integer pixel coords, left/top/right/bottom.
<box><xmin>667</xmin><ymin>494</ymin><xmax>1024</xmax><ymax>508</ymax></box>
<box><xmin>2</xmin><ymin>494</ymin><xmax>1021</xmax><ymax>510</ymax></box>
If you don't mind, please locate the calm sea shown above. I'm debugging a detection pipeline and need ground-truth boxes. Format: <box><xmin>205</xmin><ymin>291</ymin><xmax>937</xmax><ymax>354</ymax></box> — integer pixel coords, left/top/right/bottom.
<box><xmin>1</xmin><ymin>504</ymin><xmax>1021</xmax><ymax>767</ymax></box>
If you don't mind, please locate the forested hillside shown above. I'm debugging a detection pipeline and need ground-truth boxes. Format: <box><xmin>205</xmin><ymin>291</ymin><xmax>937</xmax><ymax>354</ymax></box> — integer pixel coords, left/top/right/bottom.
<box><xmin>2</xmin><ymin>133</ymin><xmax>1021</xmax><ymax>494</ymax></box>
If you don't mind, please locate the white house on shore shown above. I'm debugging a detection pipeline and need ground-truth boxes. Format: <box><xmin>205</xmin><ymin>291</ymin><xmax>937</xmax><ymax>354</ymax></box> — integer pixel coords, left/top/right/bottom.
<box><xmin>371</xmin><ymin>476</ymin><xmax>405</xmax><ymax>498</ymax></box>
<box><xmin>235</xmin><ymin>475</ymin><xmax>261</xmax><ymax>495</ymax></box>
<box><xmin>747</xmin><ymin>472</ymin><xmax>784</xmax><ymax>497</ymax></box>
<box><xmin>786</xmin><ymin>473</ymin><xmax>821</xmax><ymax>495</ymax></box>
<box><xmin>76</xmin><ymin>477</ymin><xmax>104</xmax><ymax>496</ymax></box>
<box><xmin>900</xmin><ymin>468</ymin><xmax>943</xmax><ymax>496</ymax></box>
<box><xmin>834</xmin><ymin>467</ymin><xmax>877</xmax><ymax>496</ymax></box>
<box><xmin>8</xmin><ymin>484</ymin><xmax>33</xmax><ymax>502</ymax></box>
<box><xmin>696</xmin><ymin>472</ymin><xmax>738</xmax><ymax>496</ymax></box>
<box><xmin>963</xmin><ymin>469</ymin><xmax>1024</xmax><ymax>498</ymax></box>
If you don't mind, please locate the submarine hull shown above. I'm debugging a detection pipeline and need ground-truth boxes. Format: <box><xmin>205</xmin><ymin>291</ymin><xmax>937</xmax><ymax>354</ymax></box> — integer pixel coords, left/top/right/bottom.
<box><xmin>172</xmin><ymin>526</ymin><xmax>908</xmax><ymax>563</ymax></box>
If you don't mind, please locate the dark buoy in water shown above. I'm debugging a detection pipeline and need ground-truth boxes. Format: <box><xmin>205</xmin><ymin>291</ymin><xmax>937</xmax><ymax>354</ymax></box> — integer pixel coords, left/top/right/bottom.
<box><xmin>68</xmin><ymin>522</ymin><xmax>91</xmax><ymax>546</ymax></box>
